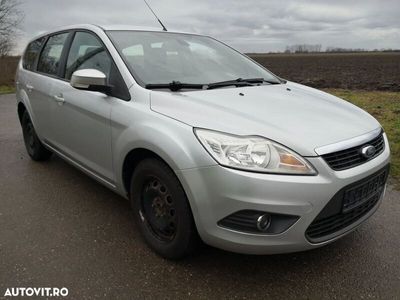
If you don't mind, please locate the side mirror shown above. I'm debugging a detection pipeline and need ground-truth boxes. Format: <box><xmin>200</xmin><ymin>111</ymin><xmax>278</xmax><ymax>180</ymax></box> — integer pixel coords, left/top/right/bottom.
<box><xmin>70</xmin><ymin>69</ymin><xmax>111</xmax><ymax>94</ymax></box>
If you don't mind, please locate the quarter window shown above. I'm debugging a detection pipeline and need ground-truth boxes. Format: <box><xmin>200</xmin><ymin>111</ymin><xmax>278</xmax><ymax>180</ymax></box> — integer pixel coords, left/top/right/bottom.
<box><xmin>23</xmin><ymin>37</ymin><xmax>46</xmax><ymax>71</ymax></box>
<box><xmin>37</xmin><ymin>33</ymin><xmax>69</xmax><ymax>76</ymax></box>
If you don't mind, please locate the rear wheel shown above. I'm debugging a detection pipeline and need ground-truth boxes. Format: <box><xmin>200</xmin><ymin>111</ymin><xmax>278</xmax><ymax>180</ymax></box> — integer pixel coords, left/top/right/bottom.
<box><xmin>130</xmin><ymin>158</ymin><xmax>199</xmax><ymax>259</ymax></box>
<box><xmin>21</xmin><ymin>111</ymin><xmax>52</xmax><ymax>161</ymax></box>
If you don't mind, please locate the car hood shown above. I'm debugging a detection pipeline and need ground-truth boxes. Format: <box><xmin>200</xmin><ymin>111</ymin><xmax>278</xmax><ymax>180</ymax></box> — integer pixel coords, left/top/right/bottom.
<box><xmin>150</xmin><ymin>82</ymin><xmax>381</xmax><ymax>156</ymax></box>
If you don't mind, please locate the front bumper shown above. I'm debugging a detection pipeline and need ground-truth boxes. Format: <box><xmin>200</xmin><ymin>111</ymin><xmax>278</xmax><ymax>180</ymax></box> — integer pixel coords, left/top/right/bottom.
<box><xmin>176</xmin><ymin>134</ymin><xmax>391</xmax><ymax>255</ymax></box>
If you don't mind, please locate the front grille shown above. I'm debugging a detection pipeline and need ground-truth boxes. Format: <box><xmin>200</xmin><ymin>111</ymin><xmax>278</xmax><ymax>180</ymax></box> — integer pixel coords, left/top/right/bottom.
<box><xmin>322</xmin><ymin>132</ymin><xmax>385</xmax><ymax>171</ymax></box>
<box><xmin>342</xmin><ymin>170</ymin><xmax>388</xmax><ymax>213</ymax></box>
<box><xmin>306</xmin><ymin>165</ymin><xmax>389</xmax><ymax>243</ymax></box>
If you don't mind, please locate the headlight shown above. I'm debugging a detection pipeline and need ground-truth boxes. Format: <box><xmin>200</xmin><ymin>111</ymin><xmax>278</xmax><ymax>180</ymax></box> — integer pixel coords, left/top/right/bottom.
<box><xmin>194</xmin><ymin>128</ymin><xmax>316</xmax><ymax>175</ymax></box>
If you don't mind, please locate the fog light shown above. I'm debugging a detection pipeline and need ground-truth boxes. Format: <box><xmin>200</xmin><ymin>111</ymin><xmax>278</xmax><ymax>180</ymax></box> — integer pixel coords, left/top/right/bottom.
<box><xmin>257</xmin><ymin>214</ymin><xmax>271</xmax><ymax>232</ymax></box>
<box><xmin>218</xmin><ymin>210</ymin><xmax>299</xmax><ymax>234</ymax></box>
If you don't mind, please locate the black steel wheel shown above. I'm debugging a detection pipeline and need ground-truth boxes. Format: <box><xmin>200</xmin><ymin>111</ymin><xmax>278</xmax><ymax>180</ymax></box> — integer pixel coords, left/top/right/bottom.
<box><xmin>130</xmin><ymin>158</ymin><xmax>199</xmax><ymax>259</ymax></box>
<box><xmin>21</xmin><ymin>111</ymin><xmax>52</xmax><ymax>161</ymax></box>
<box><xmin>140</xmin><ymin>176</ymin><xmax>177</xmax><ymax>242</ymax></box>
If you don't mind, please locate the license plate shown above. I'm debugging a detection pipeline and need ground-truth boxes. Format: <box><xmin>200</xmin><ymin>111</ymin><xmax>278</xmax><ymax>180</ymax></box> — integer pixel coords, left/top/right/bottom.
<box><xmin>342</xmin><ymin>169</ymin><xmax>388</xmax><ymax>213</ymax></box>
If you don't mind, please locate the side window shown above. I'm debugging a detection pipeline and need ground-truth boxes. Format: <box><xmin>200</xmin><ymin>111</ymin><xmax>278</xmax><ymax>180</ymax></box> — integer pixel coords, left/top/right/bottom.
<box><xmin>37</xmin><ymin>33</ymin><xmax>69</xmax><ymax>76</ymax></box>
<box><xmin>65</xmin><ymin>32</ymin><xmax>111</xmax><ymax>80</ymax></box>
<box><xmin>23</xmin><ymin>37</ymin><xmax>46</xmax><ymax>71</ymax></box>
<box><xmin>65</xmin><ymin>31</ymin><xmax>130</xmax><ymax>101</ymax></box>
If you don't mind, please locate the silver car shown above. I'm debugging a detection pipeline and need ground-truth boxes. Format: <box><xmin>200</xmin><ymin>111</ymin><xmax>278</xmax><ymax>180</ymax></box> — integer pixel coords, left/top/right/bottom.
<box><xmin>16</xmin><ymin>24</ymin><xmax>390</xmax><ymax>259</ymax></box>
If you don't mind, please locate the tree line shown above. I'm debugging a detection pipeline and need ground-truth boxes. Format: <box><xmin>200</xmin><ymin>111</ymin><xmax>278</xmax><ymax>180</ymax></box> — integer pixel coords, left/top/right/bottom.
<box><xmin>284</xmin><ymin>44</ymin><xmax>400</xmax><ymax>54</ymax></box>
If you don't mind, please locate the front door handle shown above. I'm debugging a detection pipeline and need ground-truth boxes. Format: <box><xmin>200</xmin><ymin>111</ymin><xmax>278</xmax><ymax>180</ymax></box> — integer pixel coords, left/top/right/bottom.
<box><xmin>53</xmin><ymin>94</ymin><xmax>65</xmax><ymax>104</ymax></box>
<box><xmin>26</xmin><ymin>84</ymin><xmax>34</xmax><ymax>91</ymax></box>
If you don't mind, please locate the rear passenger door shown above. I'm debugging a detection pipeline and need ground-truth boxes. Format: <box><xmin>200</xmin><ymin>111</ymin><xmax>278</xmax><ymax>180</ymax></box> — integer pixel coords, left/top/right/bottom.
<box><xmin>47</xmin><ymin>31</ymin><xmax>121</xmax><ymax>184</ymax></box>
<box><xmin>23</xmin><ymin>33</ymin><xmax>69</xmax><ymax>139</ymax></box>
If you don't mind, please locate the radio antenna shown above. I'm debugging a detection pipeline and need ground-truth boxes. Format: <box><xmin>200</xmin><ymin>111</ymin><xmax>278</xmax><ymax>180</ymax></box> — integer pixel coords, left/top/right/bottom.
<box><xmin>143</xmin><ymin>0</ymin><xmax>167</xmax><ymax>31</ymax></box>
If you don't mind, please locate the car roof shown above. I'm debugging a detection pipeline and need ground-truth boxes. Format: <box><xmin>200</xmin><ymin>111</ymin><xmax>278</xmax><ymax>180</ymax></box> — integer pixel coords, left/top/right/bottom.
<box><xmin>99</xmin><ymin>24</ymin><xmax>167</xmax><ymax>31</ymax></box>
<box><xmin>29</xmin><ymin>24</ymin><xmax>198</xmax><ymax>42</ymax></box>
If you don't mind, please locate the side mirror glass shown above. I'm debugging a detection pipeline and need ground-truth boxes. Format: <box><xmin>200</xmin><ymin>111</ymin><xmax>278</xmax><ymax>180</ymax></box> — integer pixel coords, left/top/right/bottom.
<box><xmin>70</xmin><ymin>69</ymin><xmax>111</xmax><ymax>94</ymax></box>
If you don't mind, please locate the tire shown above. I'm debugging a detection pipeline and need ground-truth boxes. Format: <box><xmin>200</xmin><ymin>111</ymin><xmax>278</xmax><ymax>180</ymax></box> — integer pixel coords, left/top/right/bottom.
<box><xmin>130</xmin><ymin>158</ymin><xmax>199</xmax><ymax>259</ymax></box>
<box><xmin>21</xmin><ymin>110</ymin><xmax>52</xmax><ymax>161</ymax></box>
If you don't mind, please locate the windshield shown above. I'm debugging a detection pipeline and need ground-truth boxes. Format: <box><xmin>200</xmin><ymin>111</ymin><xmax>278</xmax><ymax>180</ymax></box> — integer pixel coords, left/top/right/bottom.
<box><xmin>107</xmin><ymin>31</ymin><xmax>280</xmax><ymax>87</ymax></box>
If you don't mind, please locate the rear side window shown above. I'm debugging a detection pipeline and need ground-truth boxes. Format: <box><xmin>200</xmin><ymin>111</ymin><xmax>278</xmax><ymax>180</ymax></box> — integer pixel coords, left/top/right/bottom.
<box><xmin>23</xmin><ymin>37</ymin><xmax>46</xmax><ymax>71</ymax></box>
<box><xmin>37</xmin><ymin>32</ymin><xmax>69</xmax><ymax>76</ymax></box>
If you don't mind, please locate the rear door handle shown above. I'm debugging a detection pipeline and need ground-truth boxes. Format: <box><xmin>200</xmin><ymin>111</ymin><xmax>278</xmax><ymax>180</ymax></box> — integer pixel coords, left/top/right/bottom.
<box><xmin>53</xmin><ymin>94</ymin><xmax>65</xmax><ymax>104</ymax></box>
<box><xmin>26</xmin><ymin>84</ymin><xmax>34</xmax><ymax>91</ymax></box>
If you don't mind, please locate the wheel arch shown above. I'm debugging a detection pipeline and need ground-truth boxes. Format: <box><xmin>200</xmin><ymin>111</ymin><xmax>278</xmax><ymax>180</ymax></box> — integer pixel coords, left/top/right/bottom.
<box><xmin>17</xmin><ymin>101</ymin><xmax>27</xmax><ymax>124</ymax></box>
<box><xmin>16</xmin><ymin>88</ymin><xmax>37</xmax><ymax>129</ymax></box>
<box><xmin>121</xmin><ymin>147</ymin><xmax>171</xmax><ymax>196</ymax></box>
<box><xmin>114</xmin><ymin>118</ymin><xmax>215</xmax><ymax>198</ymax></box>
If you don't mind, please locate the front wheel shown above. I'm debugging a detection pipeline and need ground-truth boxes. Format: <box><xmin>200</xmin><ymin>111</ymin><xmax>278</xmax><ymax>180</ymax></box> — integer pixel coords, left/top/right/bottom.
<box><xmin>21</xmin><ymin>111</ymin><xmax>52</xmax><ymax>161</ymax></box>
<box><xmin>130</xmin><ymin>158</ymin><xmax>199</xmax><ymax>259</ymax></box>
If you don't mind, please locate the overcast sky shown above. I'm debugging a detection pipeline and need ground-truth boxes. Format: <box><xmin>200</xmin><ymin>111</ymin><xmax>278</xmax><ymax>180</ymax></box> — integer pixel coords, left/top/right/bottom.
<box><xmin>16</xmin><ymin>0</ymin><xmax>400</xmax><ymax>53</ymax></box>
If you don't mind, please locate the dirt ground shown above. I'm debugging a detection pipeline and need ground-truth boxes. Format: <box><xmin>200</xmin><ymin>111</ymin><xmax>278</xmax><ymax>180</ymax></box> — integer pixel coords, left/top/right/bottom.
<box><xmin>250</xmin><ymin>52</ymin><xmax>400</xmax><ymax>91</ymax></box>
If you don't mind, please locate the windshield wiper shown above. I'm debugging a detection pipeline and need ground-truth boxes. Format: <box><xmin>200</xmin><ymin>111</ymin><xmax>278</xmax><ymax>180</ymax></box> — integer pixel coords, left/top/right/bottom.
<box><xmin>145</xmin><ymin>78</ymin><xmax>283</xmax><ymax>91</ymax></box>
<box><xmin>146</xmin><ymin>81</ymin><xmax>204</xmax><ymax>91</ymax></box>
<box><xmin>206</xmin><ymin>78</ymin><xmax>281</xmax><ymax>90</ymax></box>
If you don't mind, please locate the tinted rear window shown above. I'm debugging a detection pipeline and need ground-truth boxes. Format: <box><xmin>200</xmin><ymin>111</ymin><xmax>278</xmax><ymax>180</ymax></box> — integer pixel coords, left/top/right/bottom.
<box><xmin>23</xmin><ymin>37</ymin><xmax>46</xmax><ymax>71</ymax></box>
<box><xmin>37</xmin><ymin>33</ymin><xmax>69</xmax><ymax>76</ymax></box>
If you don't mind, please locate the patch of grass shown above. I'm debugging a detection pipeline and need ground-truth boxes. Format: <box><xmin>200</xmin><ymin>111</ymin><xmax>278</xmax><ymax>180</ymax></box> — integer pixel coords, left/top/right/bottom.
<box><xmin>0</xmin><ymin>85</ymin><xmax>15</xmax><ymax>94</ymax></box>
<box><xmin>325</xmin><ymin>89</ymin><xmax>400</xmax><ymax>187</ymax></box>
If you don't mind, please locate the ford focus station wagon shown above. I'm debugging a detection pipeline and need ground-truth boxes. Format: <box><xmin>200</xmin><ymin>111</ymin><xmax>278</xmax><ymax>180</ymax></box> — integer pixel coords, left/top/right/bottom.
<box><xmin>16</xmin><ymin>24</ymin><xmax>390</xmax><ymax>259</ymax></box>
